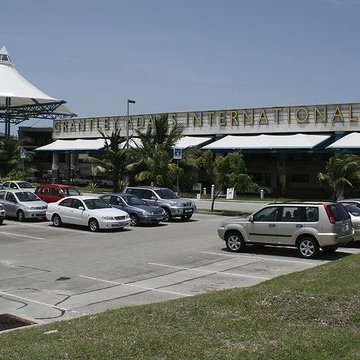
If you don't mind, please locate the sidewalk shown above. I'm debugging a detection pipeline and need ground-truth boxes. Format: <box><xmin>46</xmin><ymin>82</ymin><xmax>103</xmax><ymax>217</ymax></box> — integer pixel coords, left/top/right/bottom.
<box><xmin>193</xmin><ymin>198</ymin><xmax>268</xmax><ymax>214</ymax></box>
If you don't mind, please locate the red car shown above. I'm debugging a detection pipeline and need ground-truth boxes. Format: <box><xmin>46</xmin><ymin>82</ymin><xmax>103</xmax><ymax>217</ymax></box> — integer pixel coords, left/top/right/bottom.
<box><xmin>35</xmin><ymin>184</ymin><xmax>81</xmax><ymax>203</ymax></box>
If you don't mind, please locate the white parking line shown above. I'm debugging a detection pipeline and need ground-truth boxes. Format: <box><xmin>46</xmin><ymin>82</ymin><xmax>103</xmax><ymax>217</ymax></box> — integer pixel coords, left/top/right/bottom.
<box><xmin>0</xmin><ymin>231</ymin><xmax>45</xmax><ymax>240</ymax></box>
<box><xmin>201</xmin><ymin>251</ymin><xmax>324</xmax><ymax>265</ymax></box>
<box><xmin>2</xmin><ymin>222</ymin><xmax>100</xmax><ymax>235</ymax></box>
<box><xmin>148</xmin><ymin>262</ymin><xmax>270</xmax><ymax>280</ymax></box>
<box><xmin>78</xmin><ymin>275</ymin><xmax>192</xmax><ymax>297</ymax></box>
<box><xmin>0</xmin><ymin>290</ymin><xmax>83</xmax><ymax>315</ymax></box>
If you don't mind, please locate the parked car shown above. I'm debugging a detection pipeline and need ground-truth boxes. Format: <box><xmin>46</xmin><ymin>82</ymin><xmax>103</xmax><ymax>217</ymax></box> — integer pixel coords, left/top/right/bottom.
<box><xmin>100</xmin><ymin>193</ymin><xmax>166</xmax><ymax>226</ymax></box>
<box><xmin>46</xmin><ymin>195</ymin><xmax>130</xmax><ymax>232</ymax></box>
<box><xmin>24</xmin><ymin>176</ymin><xmax>41</xmax><ymax>183</ymax></box>
<box><xmin>98</xmin><ymin>179</ymin><xmax>113</xmax><ymax>187</ymax></box>
<box><xmin>0</xmin><ymin>190</ymin><xmax>47</xmax><ymax>221</ymax></box>
<box><xmin>73</xmin><ymin>176</ymin><xmax>96</xmax><ymax>186</ymax></box>
<box><xmin>217</xmin><ymin>201</ymin><xmax>353</xmax><ymax>258</ymax></box>
<box><xmin>338</xmin><ymin>199</ymin><xmax>360</xmax><ymax>243</ymax></box>
<box><xmin>0</xmin><ymin>203</ymin><xmax>5</xmax><ymax>224</ymax></box>
<box><xmin>123</xmin><ymin>186</ymin><xmax>196</xmax><ymax>221</ymax></box>
<box><xmin>35</xmin><ymin>184</ymin><xmax>81</xmax><ymax>203</ymax></box>
<box><xmin>1</xmin><ymin>181</ymin><xmax>36</xmax><ymax>192</ymax></box>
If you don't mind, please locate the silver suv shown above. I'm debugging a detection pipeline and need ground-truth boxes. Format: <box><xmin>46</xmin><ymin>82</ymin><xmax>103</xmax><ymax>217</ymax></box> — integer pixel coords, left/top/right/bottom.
<box><xmin>218</xmin><ymin>202</ymin><xmax>353</xmax><ymax>258</ymax></box>
<box><xmin>124</xmin><ymin>186</ymin><xmax>196</xmax><ymax>221</ymax></box>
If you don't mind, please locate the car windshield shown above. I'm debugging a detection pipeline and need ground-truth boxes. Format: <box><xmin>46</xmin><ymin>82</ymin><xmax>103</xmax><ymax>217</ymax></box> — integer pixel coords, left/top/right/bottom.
<box><xmin>154</xmin><ymin>189</ymin><xmax>178</xmax><ymax>199</ymax></box>
<box><xmin>15</xmin><ymin>191</ymin><xmax>38</xmax><ymax>202</ymax></box>
<box><xmin>84</xmin><ymin>198</ymin><xmax>111</xmax><ymax>210</ymax></box>
<box><xmin>329</xmin><ymin>203</ymin><xmax>350</xmax><ymax>220</ymax></box>
<box><xmin>18</xmin><ymin>182</ymin><xmax>34</xmax><ymax>189</ymax></box>
<box><xmin>344</xmin><ymin>204</ymin><xmax>360</xmax><ymax>216</ymax></box>
<box><xmin>124</xmin><ymin>195</ymin><xmax>146</xmax><ymax>206</ymax></box>
<box><xmin>65</xmin><ymin>188</ymin><xmax>81</xmax><ymax>196</ymax></box>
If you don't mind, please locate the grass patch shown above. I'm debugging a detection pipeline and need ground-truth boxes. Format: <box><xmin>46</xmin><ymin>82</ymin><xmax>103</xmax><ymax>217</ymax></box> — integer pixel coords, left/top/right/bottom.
<box><xmin>1</xmin><ymin>254</ymin><xmax>360</xmax><ymax>359</ymax></box>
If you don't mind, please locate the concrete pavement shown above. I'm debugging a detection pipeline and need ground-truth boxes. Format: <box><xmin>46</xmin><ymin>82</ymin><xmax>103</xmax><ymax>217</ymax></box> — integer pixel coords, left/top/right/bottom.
<box><xmin>193</xmin><ymin>198</ymin><xmax>268</xmax><ymax>214</ymax></box>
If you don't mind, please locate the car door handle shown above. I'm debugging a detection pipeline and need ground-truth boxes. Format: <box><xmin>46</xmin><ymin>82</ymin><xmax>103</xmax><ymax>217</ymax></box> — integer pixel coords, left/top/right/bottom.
<box><xmin>296</xmin><ymin>224</ymin><xmax>303</xmax><ymax>228</ymax></box>
<box><xmin>268</xmin><ymin>224</ymin><xmax>276</xmax><ymax>227</ymax></box>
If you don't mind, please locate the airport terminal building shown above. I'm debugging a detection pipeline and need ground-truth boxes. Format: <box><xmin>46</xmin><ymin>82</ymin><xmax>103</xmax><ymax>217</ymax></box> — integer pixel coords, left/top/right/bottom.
<box><xmin>37</xmin><ymin>102</ymin><xmax>360</xmax><ymax>197</ymax></box>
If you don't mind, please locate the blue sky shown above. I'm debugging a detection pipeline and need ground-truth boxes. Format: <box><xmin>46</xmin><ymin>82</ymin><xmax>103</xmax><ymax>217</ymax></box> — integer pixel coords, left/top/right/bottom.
<box><xmin>2</xmin><ymin>0</ymin><xmax>360</xmax><ymax>132</ymax></box>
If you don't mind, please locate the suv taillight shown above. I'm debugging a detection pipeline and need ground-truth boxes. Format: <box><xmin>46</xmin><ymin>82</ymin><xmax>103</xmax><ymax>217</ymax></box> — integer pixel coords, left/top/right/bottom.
<box><xmin>324</xmin><ymin>205</ymin><xmax>336</xmax><ymax>224</ymax></box>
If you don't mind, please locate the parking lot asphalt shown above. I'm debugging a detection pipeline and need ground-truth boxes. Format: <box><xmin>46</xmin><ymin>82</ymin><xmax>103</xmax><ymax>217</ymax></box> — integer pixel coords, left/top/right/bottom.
<box><xmin>0</xmin><ymin>211</ymin><xmax>359</xmax><ymax>327</ymax></box>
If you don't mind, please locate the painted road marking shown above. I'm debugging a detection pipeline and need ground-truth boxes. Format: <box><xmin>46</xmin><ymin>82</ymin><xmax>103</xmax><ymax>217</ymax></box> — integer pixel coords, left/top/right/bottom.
<box><xmin>201</xmin><ymin>251</ymin><xmax>325</xmax><ymax>265</ymax></box>
<box><xmin>78</xmin><ymin>275</ymin><xmax>192</xmax><ymax>297</ymax></box>
<box><xmin>148</xmin><ymin>262</ymin><xmax>270</xmax><ymax>280</ymax></box>
<box><xmin>0</xmin><ymin>290</ymin><xmax>83</xmax><ymax>315</ymax></box>
<box><xmin>0</xmin><ymin>231</ymin><xmax>45</xmax><ymax>240</ymax></box>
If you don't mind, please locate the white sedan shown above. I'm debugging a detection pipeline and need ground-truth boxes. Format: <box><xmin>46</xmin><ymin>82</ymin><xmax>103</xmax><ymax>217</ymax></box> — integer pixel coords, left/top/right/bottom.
<box><xmin>46</xmin><ymin>195</ymin><xmax>130</xmax><ymax>231</ymax></box>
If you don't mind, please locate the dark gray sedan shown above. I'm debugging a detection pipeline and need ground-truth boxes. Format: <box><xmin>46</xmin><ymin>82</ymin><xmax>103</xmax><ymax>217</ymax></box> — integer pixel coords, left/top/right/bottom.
<box><xmin>100</xmin><ymin>193</ymin><xmax>166</xmax><ymax>226</ymax></box>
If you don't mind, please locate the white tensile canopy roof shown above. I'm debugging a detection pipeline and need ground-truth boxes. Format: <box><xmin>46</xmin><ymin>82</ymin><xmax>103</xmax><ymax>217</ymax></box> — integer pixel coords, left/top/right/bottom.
<box><xmin>172</xmin><ymin>136</ymin><xmax>212</xmax><ymax>149</ymax></box>
<box><xmin>118</xmin><ymin>136</ymin><xmax>212</xmax><ymax>149</ymax></box>
<box><xmin>35</xmin><ymin>139</ymin><xmax>106</xmax><ymax>152</ymax></box>
<box><xmin>35</xmin><ymin>136</ymin><xmax>211</xmax><ymax>152</ymax></box>
<box><xmin>201</xmin><ymin>134</ymin><xmax>331</xmax><ymax>150</ymax></box>
<box><xmin>0</xmin><ymin>46</ymin><xmax>75</xmax><ymax>136</ymax></box>
<box><xmin>326</xmin><ymin>132</ymin><xmax>360</xmax><ymax>149</ymax></box>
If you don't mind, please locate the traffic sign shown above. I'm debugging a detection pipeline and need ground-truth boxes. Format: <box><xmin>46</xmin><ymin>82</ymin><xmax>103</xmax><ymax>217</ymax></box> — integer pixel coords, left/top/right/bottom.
<box><xmin>173</xmin><ymin>148</ymin><xmax>182</xmax><ymax>160</ymax></box>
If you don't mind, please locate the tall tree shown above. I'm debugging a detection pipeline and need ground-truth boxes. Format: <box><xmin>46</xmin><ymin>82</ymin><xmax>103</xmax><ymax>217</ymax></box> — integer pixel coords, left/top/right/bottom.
<box><xmin>0</xmin><ymin>137</ymin><xmax>34</xmax><ymax>178</ymax></box>
<box><xmin>130</xmin><ymin>114</ymin><xmax>184</xmax><ymax>187</ymax></box>
<box><xmin>198</xmin><ymin>151</ymin><xmax>254</xmax><ymax>210</ymax></box>
<box><xmin>87</xmin><ymin>129</ymin><xmax>128</xmax><ymax>192</ymax></box>
<box><xmin>135</xmin><ymin>114</ymin><xmax>184</xmax><ymax>153</ymax></box>
<box><xmin>318</xmin><ymin>151</ymin><xmax>360</xmax><ymax>200</ymax></box>
<box><xmin>178</xmin><ymin>148</ymin><xmax>200</xmax><ymax>192</ymax></box>
<box><xmin>132</xmin><ymin>144</ymin><xmax>177</xmax><ymax>187</ymax></box>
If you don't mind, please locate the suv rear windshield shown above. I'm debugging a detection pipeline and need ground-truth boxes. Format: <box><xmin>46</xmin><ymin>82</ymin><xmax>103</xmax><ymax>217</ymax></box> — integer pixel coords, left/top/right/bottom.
<box><xmin>328</xmin><ymin>203</ymin><xmax>350</xmax><ymax>221</ymax></box>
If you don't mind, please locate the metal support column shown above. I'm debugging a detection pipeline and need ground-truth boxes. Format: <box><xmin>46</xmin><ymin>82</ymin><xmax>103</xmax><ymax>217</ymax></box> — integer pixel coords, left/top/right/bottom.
<box><xmin>5</xmin><ymin>97</ymin><xmax>11</xmax><ymax>138</ymax></box>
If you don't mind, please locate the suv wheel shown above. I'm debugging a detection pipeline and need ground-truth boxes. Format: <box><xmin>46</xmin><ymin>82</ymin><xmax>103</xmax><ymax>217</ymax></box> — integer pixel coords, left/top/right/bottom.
<box><xmin>225</xmin><ymin>231</ymin><xmax>245</xmax><ymax>252</ymax></box>
<box><xmin>297</xmin><ymin>237</ymin><xmax>319</xmax><ymax>259</ymax></box>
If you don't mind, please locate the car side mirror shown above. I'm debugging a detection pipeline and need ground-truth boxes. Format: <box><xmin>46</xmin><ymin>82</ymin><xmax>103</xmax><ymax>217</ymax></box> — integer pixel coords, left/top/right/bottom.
<box><xmin>151</xmin><ymin>196</ymin><xmax>157</xmax><ymax>200</ymax></box>
<box><xmin>79</xmin><ymin>206</ymin><xmax>85</xmax><ymax>211</ymax></box>
<box><xmin>249</xmin><ymin>215</ymin><xmax>254</xmax><ymax>222</ymax></box>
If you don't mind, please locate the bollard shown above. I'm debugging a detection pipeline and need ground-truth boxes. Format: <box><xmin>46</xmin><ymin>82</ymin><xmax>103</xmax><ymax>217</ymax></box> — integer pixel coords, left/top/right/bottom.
<box><xmin>260</xmin><ymin>189</ymin><xmax>265</xmax><ymax>199</ymax></box>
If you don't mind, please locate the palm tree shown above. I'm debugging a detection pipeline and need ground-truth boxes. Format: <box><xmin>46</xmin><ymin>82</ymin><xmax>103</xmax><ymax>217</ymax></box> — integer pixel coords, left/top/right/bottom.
<box><xmin>135</xmin><ymin>114</ymin><xmax>184</xmax><ymax>153</ymax></box>
<box><xmin>178</xmin><ymin>148</ymin><xmax>200</xmax><ymax>192</ymax></box>
<box><xmin>130</xmin><ymin>114</ymin><xmax>184</xmax><ymax>187</ymax></box>
<box><xmin>318</xmin><ymin>151</ymin><xmax>360</xmax><ymax>200</ymax></box>
<box><xmin>87</xmin><ymin>129</ymin><xmax>128</xmax><ymax>192</ymax></box>
<box><xmin>132</xmin><ymin>144</ymin><xmax>177</xmax><ymax>187</ymax></box>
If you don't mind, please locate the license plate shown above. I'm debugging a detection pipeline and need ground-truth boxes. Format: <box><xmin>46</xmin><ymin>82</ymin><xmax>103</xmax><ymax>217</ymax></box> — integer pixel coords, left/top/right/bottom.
<box><xmin>157</xmin><ymin>217</ymin><xmax>163</xmax><ymax>220</ymax></box>
<box><xmin>184</xmin><ymin>209</ymin><xmax>193</xmax><ymax>213</ymax></box>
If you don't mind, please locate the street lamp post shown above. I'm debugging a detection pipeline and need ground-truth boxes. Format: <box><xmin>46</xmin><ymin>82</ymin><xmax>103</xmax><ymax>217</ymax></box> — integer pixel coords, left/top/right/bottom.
<box><xmin>126</xmin><ymin>99</ymin><xmax>136</xmax><ymax>186</ymax></box>
<box><xmin>126</xmin><ymin>99</ymin><xmax>136</xmax><ymax>149</ymax></box>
